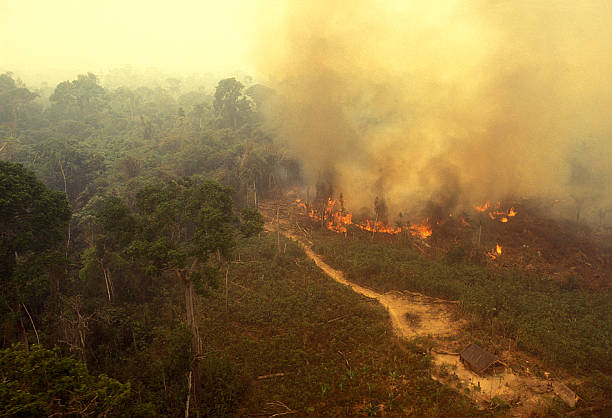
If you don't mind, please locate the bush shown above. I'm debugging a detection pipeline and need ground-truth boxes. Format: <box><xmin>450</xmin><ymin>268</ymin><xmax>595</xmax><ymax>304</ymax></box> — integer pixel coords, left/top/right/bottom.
<box><xmin>444</xmin><ymin>244</ymin><xmax>467</xmax><ymax>264</ymax></box>
<box><xmin>199</xmin><ymin>357</ymin><xmax>249</xmax><ymax>417</ymax></box>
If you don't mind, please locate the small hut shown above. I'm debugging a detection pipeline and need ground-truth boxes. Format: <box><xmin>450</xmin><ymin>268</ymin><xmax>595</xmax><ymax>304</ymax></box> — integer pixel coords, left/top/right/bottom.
<box><xmin>460</xmin><ymin>343</ymin><xmax>506</xmax><ymax>375</ymax></box>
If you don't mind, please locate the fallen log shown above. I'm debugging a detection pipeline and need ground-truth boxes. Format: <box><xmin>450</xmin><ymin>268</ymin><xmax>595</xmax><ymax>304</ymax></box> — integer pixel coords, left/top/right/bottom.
<box><xmin>431</xmin><ymin>348</ymin><xmax>460</xmax><ymax>356</ymax></box>
<box><xmin>256</xmin><ymin>373</ymin><xmax>287</xmax><ymax>380</ymax></box>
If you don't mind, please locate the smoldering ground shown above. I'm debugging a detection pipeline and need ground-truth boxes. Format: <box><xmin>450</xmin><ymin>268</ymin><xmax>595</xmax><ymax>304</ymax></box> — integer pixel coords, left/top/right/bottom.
<box><xmin>253</xmin><ymin>0</ymin><xmax>612</xmax><ymax>223</ymax></box>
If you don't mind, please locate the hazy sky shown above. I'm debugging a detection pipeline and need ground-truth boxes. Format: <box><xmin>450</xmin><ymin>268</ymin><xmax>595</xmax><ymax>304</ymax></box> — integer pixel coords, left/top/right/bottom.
<box><xmin>1</xmin><ymin>0</ymin><xmax>273</xmax><ymax>79</ymax></box>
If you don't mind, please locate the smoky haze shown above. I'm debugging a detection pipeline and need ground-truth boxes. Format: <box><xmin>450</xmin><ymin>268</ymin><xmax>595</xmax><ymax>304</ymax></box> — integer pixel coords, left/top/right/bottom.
<box><xmin>255</xmin><ymin>0</ymin><xmax>612</xmax><ymax>221</ymax></box>
<box><xmin>0</xmin><ymin>0</ymin><xmax>260</xmax><ymax>82</ymax></box>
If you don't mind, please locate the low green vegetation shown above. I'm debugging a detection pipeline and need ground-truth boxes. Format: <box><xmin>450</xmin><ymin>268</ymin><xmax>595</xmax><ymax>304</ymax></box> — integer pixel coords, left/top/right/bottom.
<box><xmin>197</xmin><ymin>233</ymin><xmax>484</xmax><ymax>416</ymax></box>
<box><xmin>311</xmin><ymin>232</ymin><xmax>611</xmax><ymax>378</ymax></box>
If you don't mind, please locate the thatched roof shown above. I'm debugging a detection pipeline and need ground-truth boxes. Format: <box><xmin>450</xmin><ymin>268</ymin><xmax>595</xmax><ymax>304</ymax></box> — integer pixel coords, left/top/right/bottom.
<box><xmin>460</xmin><ymin>343</ymin><xmax>505</xmax><ymax>375</ymax></box>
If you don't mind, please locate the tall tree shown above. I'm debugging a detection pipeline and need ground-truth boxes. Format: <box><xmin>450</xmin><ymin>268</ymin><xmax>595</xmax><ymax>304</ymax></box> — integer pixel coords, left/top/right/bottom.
<box><xmin>80</xmin><ymin>196</ymin><xmax>137</xmax><ymax>303</ymax></box>
<box><xmin>0</xmin><ymin>73</ymin><xmax>38</xmax><ymax>138</ymax></box>
<box><xmin>0</xmin><ymin>162</ymin><xmax>71</xmax><ymax>347</ymax></box>
<box><xmin>129</xmin><ymin>178</ymin><xmax>237</xmax><ymax>413</ymax></box>
<box><xmin>14</xmin><ymin>138</ymin><xmax>105</xmax><ymax>207</ymax></box>
<box><xmin>48</xmin><ymin>73</ymin><xmax>108</xmax><ymax>123</ymax></box>
<box><xmin>213</xmin><ymin>78</ymin><xmax>252</xmax><ymax>129</ymax></box>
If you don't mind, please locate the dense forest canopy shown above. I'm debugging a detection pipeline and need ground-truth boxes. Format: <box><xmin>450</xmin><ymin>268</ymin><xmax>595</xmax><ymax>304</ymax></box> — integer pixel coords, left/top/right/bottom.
<box><xmin>0</xmin><ymin>71</ymin><xmax>286</xmax><ymax>415</ymax></box>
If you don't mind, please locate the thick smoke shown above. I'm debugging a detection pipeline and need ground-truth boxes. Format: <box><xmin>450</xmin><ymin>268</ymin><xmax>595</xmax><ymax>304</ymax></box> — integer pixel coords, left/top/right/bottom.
<box><xmin>255</xmin><ymin>0</ymin><xmax>612</xmax><ymax>222</ymax></box>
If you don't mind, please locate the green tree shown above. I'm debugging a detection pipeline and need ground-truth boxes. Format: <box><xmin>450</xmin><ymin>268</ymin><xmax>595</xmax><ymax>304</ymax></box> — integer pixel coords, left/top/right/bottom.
<box><xmin>48</xmin><ymin>73</ymin><xmax>108</xmax><ymax>123</ymax></box>
<box><xmin>108</xmin><ymin>86</ymin><xmax>137</xmax><ymax>122</ymax></box>
<box><xmin>0</xmin><ymin>344</ymin><xmax>129</xmax><ymax>417</ymax></box>
<box><xmin>129</xmin><ymin>178</ymin><xmax>237</xmax><ymax>412</ymax></box>
<box><xmin>240</xmin><ymin>207</ymin><xmax>264</xmax><ymax>237</ymax></box>
<box><xmin>14</xmin><ymin>138</ymin><xmax>105</xmax><ymax>207</ymax></box>
<box><xmin>188</xmin><ymin>102</ymin><xmax>210</xmax><ymax>131</ymax></box>
<box><xmin>117</xmin><ymin>156</ymin><xmax>140</xmax><ymax>179</ymax></box>
<box><xmin>134</xmin><ymin>86</ymin><xmax>177</xmax><ymax>131</ymax></box>
<box><xmin>0</xmin><ymin>162</ymin><xmax>71</xmax><ymax>346</ymax></box>
<box><xmin>80</xmin><ymin>196</ymin><xmax>137</xmax><ymax>303</ymax></box>
<box><xmin>236</xmin><ymin>142</ymin><xmax>266</xmax><ymax>207</ymax></box>
<box><xmin>213</xmin><ymin>78</ymin><xmax>252</xmax><ymax>129</ymax></box>
<box><xmin>0</xmin><ymin>73</ymin><xmax>38</xmax><ymax>138</ymax></box>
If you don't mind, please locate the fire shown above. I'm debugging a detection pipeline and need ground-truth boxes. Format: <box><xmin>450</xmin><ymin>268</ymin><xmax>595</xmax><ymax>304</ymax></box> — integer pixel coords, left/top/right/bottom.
<box><xmin>410</xmin><ymin>219</ymin><xmax>433</xmax><ymax>238</ymax></box>
<box><xmin>477</xmin><ymin>201</ymin><xmax>519</xmax><ymax>223</ymax></box>
<box><xmin>327</xmin><ymin>223</ymin><xmax>347</xmax><ymax>233</ymax></box>
<box><xmin>356</xmin><ymin>219</ymin><xmax>403</xmax><ymax>235</ymax></box>
<box><xmin>308</xmin><ymin>208</ymin><xmax>321</xmax><ymax>221</ymax></box>
<box><xmin>487</xmin><ymin>243</ymin><xmax>503</xmax><ymax>259</ymax></box>
<box><xmin>295</xmin><ymin>199</ymin><xmax>307</xmax><ymax>210</ymax></box>
<box><xmin>295</xmin><ymin>198</ymin><xmax>431</xmax><ymax>238</ymax></box>
<box><xmin>475</xmin><ymin>201</ymin><xmax>490</xmax><ymax>212</ymax></box>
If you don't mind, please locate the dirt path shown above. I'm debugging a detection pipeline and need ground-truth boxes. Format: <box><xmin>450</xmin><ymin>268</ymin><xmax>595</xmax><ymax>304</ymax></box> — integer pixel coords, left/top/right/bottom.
<box><xmin>276</xmin><ymin>226</ymin><xmax>575</xmax><ymax>415</ymax></box>
<box><xmin>284</xmin><ymin>229</ymin><xmax>459</xmax><ymax>338</ymax></box>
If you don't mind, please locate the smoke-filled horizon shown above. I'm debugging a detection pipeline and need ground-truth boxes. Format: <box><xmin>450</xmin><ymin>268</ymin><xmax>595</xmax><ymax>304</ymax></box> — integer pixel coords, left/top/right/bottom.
<box><xmin>255</xmin><ymin>0</ymin><xmax>612</xmax><ymax>221</ymax></box>
<box><xmin>0</xmin><ymin>0</ymin><xmax>262</xmax><ymax>79</ymax></box>
<box><xmin>2</xmin><ymin>0</ymin><xmax>610</xmax><ymax>222</ymax></box>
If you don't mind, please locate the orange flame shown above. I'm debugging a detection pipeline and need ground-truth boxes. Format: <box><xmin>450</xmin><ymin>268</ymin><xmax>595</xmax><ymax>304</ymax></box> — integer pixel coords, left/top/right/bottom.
<box><xmin>296</xmin><ymin>198</ymin><xmax>431</xmax><ymax>238</ymax></box>
<box><xmin>356</xmin><ymin>219</ymin><xmax>403</xmax><ymax>235</ymax></box>
<box><xmin>410</xmin><ymin>219</ymin><xmax>433</xmax><ymax>238</ymax></box>
<box><xmin>478</xmin><ymin>201</ymin><xmax>519</xmax><ymax>223</ymax></box>
<box><xmin>475</xmin><ymin>201</ymin><xmax>490</xmax><ymax>212</ymax></box>
<box><xmin>487</xmin><ymin>243</ymin><xmax>503</xmax><ymax>259</ymax></box>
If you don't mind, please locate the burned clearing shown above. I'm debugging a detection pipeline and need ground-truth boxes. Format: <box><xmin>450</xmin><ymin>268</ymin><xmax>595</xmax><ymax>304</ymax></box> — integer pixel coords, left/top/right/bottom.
<box><xmin>289</xmin><ymin>195</ymin><xmax>612</xmax><ymax>290</ymax></box>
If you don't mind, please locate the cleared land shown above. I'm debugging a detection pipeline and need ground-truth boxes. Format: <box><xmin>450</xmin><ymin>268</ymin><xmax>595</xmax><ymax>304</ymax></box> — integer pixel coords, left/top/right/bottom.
<box><xmin>196</xmin><ymin>234</ymin><xmax>485</xmax><ymax>416</ymax></box>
